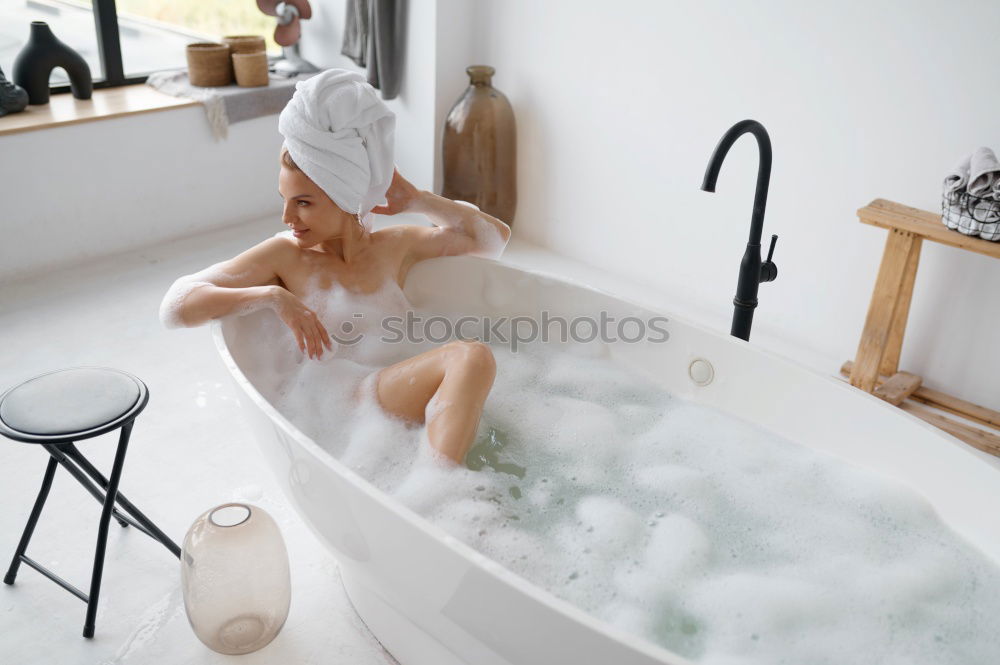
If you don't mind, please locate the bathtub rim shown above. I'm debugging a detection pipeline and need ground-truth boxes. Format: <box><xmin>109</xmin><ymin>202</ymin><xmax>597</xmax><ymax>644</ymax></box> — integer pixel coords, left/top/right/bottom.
<box><xmin>210</xmin><ymin>254</ymin><xmax>1000</xmax><ymax>663</ymax></box>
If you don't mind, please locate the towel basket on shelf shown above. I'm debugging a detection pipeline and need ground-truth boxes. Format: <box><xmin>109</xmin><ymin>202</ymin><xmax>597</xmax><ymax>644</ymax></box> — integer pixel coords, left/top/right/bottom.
<box><xmin>941</xmin><ymin>190</ymin><xmax>1000</xmax><ymax>241</ymax></box>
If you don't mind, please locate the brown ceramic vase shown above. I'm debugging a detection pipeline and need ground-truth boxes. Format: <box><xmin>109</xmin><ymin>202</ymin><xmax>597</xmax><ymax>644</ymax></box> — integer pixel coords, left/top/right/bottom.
<box><xmin>441</xmin><ymin>65</ymin><xmax>517</xmax><ymax>225</ymax></box>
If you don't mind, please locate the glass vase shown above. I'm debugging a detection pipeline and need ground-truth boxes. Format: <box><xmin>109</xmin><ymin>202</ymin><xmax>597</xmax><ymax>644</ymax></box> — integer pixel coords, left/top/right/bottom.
<box><xmin>180</xmin><ymin>503</ymin><xmax>291</xmax><ymax>655</ymax></box>
<box><xmin>442</xmin><ymin>65</ymin><xmax>517</xmax><ymax>225</ymax></box>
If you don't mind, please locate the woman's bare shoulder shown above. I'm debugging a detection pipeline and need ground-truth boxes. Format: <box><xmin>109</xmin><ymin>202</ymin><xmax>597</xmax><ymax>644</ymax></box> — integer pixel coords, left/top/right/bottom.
<box><xmin>238</xmin><ymin>232</ymin><xmax>300</xmax><ymax>262</ymax></box>
<box><xmin>200</xmin><ymin>233</ymin><xmax>300</xmax><ymax>284</ymax></box>
<box><xmin>266</xmin><ymin>230</ymin><xmax>301</xmax><ymax>250</ymax></box>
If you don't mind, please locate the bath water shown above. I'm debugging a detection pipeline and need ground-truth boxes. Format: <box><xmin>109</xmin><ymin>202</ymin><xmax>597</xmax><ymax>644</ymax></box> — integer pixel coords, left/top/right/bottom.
<box><xmin>265</xmin><ymin>281</ymin><xmax>1000</xmax><ymax>665</ymax></box>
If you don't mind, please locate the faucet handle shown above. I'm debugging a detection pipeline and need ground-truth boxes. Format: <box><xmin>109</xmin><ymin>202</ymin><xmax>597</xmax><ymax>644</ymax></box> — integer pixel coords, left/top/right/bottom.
<box><xmin>760</xmin><ymin>234</ymin><xmax>778</xmax><ymax>283</ymax></box>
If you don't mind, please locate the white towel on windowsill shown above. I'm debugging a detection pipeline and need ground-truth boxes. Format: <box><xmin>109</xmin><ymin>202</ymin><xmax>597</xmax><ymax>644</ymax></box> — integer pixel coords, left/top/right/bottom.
<box><xmin>146</xmin><ymin>69</ymin><xmax>315</xmax><ymax>141</ymax></box>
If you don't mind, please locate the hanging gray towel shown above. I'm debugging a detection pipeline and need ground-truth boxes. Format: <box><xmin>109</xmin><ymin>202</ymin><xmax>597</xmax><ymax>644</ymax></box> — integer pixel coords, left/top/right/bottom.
<box><xmin>341</xmin><ymin>0</ymin><xmax>368</xmax><ymax>67</ymax></box>
<box><xmin>367</xmin><ymin>0</ymin><xmax>404</xmax><ymax>100</ymax></box>
<box><xmin>366</xmin><ymin>0</ymin><xmax>379</xmax><ymax>90</ymax></box>
<box><xmin>342</xmin><ymin>0</ymin><xmax>403</xmax><ymax>100</ymax></box>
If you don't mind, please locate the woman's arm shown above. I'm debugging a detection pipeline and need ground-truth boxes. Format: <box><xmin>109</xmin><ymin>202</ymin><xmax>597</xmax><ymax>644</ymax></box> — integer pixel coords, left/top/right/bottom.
<box><xmin>164</xmin><ymin>282</ymin><xmax>279</xmax><ymax>328</ymax></box>
<box><xmin>159</xmin><ymin>237</ymin><xmax>332</xmax><ymax>358</ymax></box>
<box><xmin>159</xmin><ymin>238</ymin><xmax>283</xmax><ymax>328</ymax></box>
<box><xmin>407</xmin><ymin>191</ymin><xmax>512</xmax><ymax>261</ymax></box>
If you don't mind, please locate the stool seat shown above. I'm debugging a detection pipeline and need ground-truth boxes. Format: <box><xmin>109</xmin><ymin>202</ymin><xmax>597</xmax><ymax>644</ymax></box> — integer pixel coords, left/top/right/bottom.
<box><xmin>0</xmin><ymin>368</ymin><xmax>144</xmax><ymax>442</ymax></box>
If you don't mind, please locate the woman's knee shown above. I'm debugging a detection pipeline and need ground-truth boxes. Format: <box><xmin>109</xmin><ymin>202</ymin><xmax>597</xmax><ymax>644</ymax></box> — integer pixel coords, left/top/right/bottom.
<box><xmin>447</xmin><ymin>339</ymin><xmax>496</xmax><ymax>377</ymax></box>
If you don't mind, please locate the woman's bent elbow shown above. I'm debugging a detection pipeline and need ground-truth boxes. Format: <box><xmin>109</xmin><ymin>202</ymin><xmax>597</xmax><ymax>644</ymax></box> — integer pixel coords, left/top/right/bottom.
<box><xmin>470</xmin><ymin>222</ymin><xmax>510</xmax><ymax>260</ymax></box>
<box><xmin>159</xmin><ymin>277</ymin><xmax>210</xmax><ymax>329</ymax></box>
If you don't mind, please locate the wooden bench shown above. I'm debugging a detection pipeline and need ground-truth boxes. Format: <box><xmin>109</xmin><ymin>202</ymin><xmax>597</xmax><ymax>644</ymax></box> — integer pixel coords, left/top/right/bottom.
<box><xmin>844</xmin><ymin>199</ymin><xmax>1000</xmax><ymax>457</ymax></box>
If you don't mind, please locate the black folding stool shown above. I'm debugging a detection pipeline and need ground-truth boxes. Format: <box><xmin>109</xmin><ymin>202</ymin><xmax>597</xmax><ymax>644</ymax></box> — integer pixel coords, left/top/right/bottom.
<box><xmin>1</xmin><ymin>367</ymin><xmax>180</xmax><ymax>638</ymax></box>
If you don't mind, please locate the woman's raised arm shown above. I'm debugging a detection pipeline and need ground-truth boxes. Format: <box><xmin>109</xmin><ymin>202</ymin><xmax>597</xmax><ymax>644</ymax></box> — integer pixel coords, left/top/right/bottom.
<box><xmin>370</xmin><ymin>168</ymin><xmax>512</xmax><ymax>262</ymax></box>
<box><xmin>404</xmin><ymin>191</ymin><xmax>512</xmax><ymax>262</ymax></box>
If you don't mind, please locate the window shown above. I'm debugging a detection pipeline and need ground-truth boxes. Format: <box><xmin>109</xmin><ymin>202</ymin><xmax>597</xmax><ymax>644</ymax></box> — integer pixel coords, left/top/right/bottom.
<box><xmin>1</xmin><ymin>0</ymin><xmax>279</xmax><ymax>93</ymax></box>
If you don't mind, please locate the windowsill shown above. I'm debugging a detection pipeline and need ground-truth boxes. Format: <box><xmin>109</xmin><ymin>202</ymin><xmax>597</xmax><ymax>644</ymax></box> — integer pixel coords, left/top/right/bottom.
<box><xmin>0</xmin><ymin>84</ymin><xmax>198</xmax><ymax>137</ymax></box>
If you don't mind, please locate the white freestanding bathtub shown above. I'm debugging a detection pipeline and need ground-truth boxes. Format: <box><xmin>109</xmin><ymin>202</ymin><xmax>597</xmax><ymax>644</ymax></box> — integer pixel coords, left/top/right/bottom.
<box><xmin>211</xmin><ymin>255</ymin><xmax>1000</xmax><ymax>665</ymax></box>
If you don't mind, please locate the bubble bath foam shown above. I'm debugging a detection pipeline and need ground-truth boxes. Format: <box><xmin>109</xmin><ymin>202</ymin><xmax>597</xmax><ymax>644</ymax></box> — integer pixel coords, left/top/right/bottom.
<box><xmin>273</xmin><ymin>335</ymin><xmax>1000</xmax><ymax>664</ymax></box>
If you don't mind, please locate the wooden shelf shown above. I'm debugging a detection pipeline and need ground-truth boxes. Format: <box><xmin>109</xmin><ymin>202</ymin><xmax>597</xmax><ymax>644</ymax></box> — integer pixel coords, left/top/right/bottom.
<box><xmin>859</xmin><ymin>198</ymin><xmax>1000</xmax><ymax>260</ymax></box>
<box><xmin>0</xmin><ymin>84</ymin><xmax>198</xmax><ymax>137</ymax></box>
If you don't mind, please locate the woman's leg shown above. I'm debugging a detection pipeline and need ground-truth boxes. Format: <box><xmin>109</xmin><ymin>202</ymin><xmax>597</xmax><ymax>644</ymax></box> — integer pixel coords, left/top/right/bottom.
<box><xmin>373</xmin><ymin>340</ymin><xmax>497</xmax><ymax>463</ymax></box>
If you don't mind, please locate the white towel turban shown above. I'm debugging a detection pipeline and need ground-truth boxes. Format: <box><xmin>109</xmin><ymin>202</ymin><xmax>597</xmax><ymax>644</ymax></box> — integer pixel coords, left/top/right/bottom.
<box><xmin>277</xmin><ymin>68</ymin><xmax>396</xmax><ymax>229</ymax></box>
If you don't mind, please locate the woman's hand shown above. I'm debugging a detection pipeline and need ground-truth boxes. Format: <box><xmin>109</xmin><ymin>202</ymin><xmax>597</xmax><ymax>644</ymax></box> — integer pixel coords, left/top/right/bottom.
<box><xmin>370</xmin><ymin>167</ymin><xmax>421</xmax><ymax>215</ymax></box>
<box><xmin>272</xmin><ymin>286</ymin><xmax>333</xmax><ymax>359</ymax></box>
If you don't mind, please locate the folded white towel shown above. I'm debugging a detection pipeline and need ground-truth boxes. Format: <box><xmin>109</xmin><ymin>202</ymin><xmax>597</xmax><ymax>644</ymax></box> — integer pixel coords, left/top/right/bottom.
<box><xmin>943</xmin><ymin>153</ymin><xmax>971</xmax><ymax>195</ymax></box>
<box><xmin>277</xmin><ymin>68</ymin><xmax>396</xmax><ymax>229</ymax></box>
<box><xmin>942</xmin><ymin>154</ymin><xmax>971</xmax><ymax>232</ymax></box>
<box><xmin>967</xmin><ymin>146</ymin><xmax>1000</xmax><ymax>197</ymax></box>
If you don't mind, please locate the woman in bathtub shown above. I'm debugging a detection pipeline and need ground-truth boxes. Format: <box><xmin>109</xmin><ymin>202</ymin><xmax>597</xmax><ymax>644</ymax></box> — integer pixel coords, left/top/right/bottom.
<box><xmin>159</xmin><ymin>69</ymin><xmax>511</xmax><ymax>465</ymax></box>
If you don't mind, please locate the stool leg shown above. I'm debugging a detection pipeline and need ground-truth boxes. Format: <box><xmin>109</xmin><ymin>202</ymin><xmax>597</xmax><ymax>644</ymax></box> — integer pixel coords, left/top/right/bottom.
<box><xmin>44</xmin><ymin>445</ymin><xmax>129</xmax><ymax>528</ymax></box>
<box><xmin>82</xmin><ymin>422</ymin><xmax>132</xmax><ymax>639</ymax></box>
<box><xmin>61</xmin><ymin>444</ymin><xmax>180</xmax><ymax>558</ymax></box>
<box><xmin>4</xmin><ymin>456</ymin><xmax>58</xmax><ymax>585</ymax></box>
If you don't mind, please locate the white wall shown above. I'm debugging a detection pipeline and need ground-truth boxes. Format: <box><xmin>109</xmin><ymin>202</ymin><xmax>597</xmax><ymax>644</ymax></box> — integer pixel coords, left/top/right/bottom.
<box><xmin>454</xmin><ymin>0</ymin><xmax>1000</xmax><ymax>411</ymax></box>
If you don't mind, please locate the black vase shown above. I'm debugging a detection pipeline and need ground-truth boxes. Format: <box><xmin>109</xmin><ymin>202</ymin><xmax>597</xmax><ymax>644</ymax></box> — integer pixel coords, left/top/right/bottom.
<box><xmin>13</xmin><ymin>21</ymin><xmax>93</xmax><ymax>105</ymax></box>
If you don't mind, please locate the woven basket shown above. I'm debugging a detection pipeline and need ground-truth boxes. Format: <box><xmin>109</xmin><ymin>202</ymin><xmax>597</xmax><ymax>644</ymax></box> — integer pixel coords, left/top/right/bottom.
<box><xmin>222</xmin><ymin>35</ymin><xmax>266</xmax><ymax>55</ymax></box>
<box><xmin>186</xmin><ymin>43</ymin><xmax>232</xmax><ymax>87</ymax></box>
<box><xmin>232</xmin><ymin>52</ymin><xmax>269</xmax><ymax>87</ymax></box>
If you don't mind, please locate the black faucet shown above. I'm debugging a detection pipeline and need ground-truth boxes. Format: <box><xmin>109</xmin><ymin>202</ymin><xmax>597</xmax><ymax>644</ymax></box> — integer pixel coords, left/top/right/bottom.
<box><xmin>701</xmin><ymin>119</ymin><xmax>778</xmax><ymax>342</ymax></box>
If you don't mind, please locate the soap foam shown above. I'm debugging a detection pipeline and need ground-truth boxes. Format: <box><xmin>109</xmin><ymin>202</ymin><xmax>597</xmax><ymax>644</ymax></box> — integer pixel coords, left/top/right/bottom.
<box><xmin>247</xmin><ymin>284</ymin><xmax>1000</xmax><ymax>665</ymax></box>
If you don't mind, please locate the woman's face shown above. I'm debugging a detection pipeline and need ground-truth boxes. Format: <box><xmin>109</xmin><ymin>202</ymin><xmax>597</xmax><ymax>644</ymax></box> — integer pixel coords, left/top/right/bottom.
<box><xmin>278</xmin><ymin>164</ymin><xmax>353</xmax><ymax>248</ymax></box>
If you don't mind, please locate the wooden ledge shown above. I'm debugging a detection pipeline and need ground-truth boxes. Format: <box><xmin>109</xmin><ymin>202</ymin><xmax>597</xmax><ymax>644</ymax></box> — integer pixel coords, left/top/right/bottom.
<box><xmin>0</xmin><ymin>84</ymin><xmax>198</xmax><ymax>137</ymax></box>
<box><xmin>858</xmin><ymin>198</ymin><xmax>1000</xmax><ymax>260</ymax></box>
